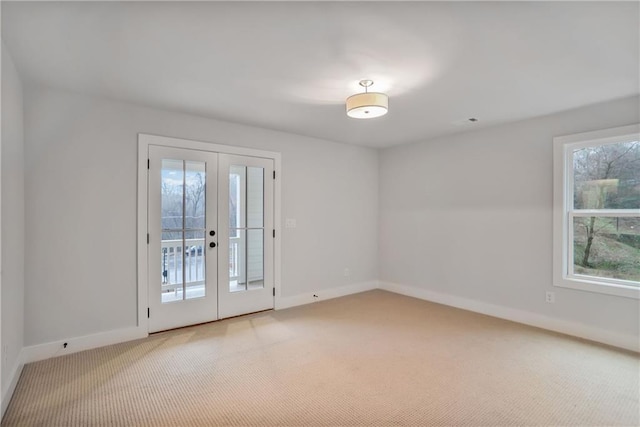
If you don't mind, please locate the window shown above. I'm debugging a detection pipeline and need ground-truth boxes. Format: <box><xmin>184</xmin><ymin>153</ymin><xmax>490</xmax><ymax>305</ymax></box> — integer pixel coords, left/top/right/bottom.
<box><xmin>553</xmin><ymin>124</ymin><xmax>640</xmax><ymax>298</ymax></box>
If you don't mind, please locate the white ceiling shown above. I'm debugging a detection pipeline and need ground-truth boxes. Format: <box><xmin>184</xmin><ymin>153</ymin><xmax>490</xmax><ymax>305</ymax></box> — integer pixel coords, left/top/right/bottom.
<box><xmin>2</xmin><ymin>1</ymin><xmax>638</xmax><ymax>148</ymax></box>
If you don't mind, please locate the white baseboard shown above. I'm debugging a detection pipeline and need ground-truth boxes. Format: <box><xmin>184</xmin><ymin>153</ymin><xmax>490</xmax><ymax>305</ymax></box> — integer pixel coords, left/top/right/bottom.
<box><xmin>7</xmin><ymin>279</ymin><xmax>635</xmax><ymax>417</ymax></box>
<box><xmin>22</xmin><ymin>326</ymin><xmax>148</xmax><ymax>364</ymax></box>
<box><xmin>1</xmin><ymin>348</ymin><xmax>25</xmax><ymax>418</ymax></box>
<box><xmin>276</xmin><ymin>280</ymin><xmax>378</xmax><ymax>310</ymax></box>
<box><xmin>20</xmin><ymin>281</ymin><xmax>376</xmax><ymax>366</ymax></box>
<box><xmin>379</xmin><ymin>281</ymin><xmax>639</xmax><ymax>353</ymax></box>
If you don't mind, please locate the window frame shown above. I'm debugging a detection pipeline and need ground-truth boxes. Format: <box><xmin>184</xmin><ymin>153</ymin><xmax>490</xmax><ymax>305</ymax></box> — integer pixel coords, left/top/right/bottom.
<box><xmin>553</xmin><ymin>124</ymin><xmax>640</xmax><ymax>299</ymax></box>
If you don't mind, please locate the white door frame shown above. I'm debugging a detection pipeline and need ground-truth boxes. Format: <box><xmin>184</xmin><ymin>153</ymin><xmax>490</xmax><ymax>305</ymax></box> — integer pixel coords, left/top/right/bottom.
<box><xmin>137</xmin><ymin>133</ymin><xmax>282</xmax><ymax>332</ymax></box>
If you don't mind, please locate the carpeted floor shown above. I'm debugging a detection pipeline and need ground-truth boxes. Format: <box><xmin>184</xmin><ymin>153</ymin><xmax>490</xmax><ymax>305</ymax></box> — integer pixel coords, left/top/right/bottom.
<box><xmin>3</xmin><ymin>290</ymin><xmax>639</xmax><ymax>426</ymax></box>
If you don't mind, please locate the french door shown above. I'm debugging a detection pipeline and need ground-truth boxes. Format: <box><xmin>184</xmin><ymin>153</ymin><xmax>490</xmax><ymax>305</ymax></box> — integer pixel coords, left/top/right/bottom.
<box><xmin>218</xmin><ymin>154</ymin><xmax>274</xmax><ymax>319</ymax></box>
<box><xmin>148</xmin><ymin>146</ymin><xmax>274</xmax><ymax>333</ymax></box>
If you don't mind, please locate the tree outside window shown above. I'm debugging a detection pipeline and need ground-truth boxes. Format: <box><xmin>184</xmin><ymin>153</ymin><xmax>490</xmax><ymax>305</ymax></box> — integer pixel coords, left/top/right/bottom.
<box><xmin>570</xmin><ymin>139</ymin><xmax>639</xmax><ymax>284</ymax></box>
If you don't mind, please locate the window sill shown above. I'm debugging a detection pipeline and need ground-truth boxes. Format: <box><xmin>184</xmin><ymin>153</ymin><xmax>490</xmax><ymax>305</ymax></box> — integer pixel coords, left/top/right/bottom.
<box><xmin>555</xmin><ymin>276</ymin><xmax>640</xmax><ymax>299</ymax></box>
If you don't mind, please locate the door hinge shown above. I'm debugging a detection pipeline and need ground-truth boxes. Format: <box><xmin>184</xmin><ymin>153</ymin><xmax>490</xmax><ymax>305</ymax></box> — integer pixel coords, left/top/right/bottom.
<box><xmin>147</xmin><ymin>308</ymin><xmax>150</xmax><ymax>318</ymax></box>
<box><xmin>147</xmin><ymin>159</ymin><xmax>150</xmax><ymax>169</ymax></box>
<box><xmin>273</xmin><ymin>288</ymin><xmax>275</xmax><ymax>297</ymax></box>
<box><xmin>147</xmin><ymin>233</ymin><xmax>150</xmax><ymax>244</ymax></box>
<box><xmin>273</xmin><ymin>170</ymin><xmax>276</xmax><ymax>179</ymax></box>
<box><xmin>273</xmin><ymin>229</ymin><xmax>275</xmax><ymax>238</ymax></box>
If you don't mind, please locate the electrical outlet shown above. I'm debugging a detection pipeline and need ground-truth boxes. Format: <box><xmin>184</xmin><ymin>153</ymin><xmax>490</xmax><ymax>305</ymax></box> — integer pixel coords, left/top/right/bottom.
<box><xmin>343</xmin><ymin>268</ymin><xmax>350</xmax><ymax>277</ymax></box>
<box><xmin>545</xmin><ymin>291</ymin><xmax>556</xmax><ymax>303</ymax></box>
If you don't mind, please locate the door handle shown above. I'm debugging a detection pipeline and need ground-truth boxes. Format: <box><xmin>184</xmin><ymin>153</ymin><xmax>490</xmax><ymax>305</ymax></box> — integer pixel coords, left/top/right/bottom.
<box><xmin>209</xmin><ymin>242</ymin><xmax>217</xmax><ymax>248</ymax></box>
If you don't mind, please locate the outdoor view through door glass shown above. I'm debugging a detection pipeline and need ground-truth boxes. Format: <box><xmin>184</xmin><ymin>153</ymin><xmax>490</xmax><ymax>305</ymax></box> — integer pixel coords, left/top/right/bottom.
<box><xmin>229</xmin><ymin>165</ymin><xmax>265</xmax><ymax>292</ymax></box>
<box><xmin>571</xmin><ymin>140</ymin><xmax>640</xmax><ymax>283</ymax></box>
<box><xmin>161</xmin><ymin>159</ymin><xmax>207</xmax><ymax>302</ymax></box>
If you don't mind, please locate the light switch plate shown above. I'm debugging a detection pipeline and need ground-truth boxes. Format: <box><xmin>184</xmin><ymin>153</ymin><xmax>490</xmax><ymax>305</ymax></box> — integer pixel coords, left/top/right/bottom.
<box><xmin>285</xmin><ymin>218</ymin><xmax>297</xmax><ymax>228</ymax></box>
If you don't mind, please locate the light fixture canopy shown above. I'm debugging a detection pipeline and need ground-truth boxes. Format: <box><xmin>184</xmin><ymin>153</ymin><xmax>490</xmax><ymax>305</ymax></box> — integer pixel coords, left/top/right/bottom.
<box><xmin>346</xmin><ymin>80</ymin><xmax>388</xmax><ymax>119</ymax></box>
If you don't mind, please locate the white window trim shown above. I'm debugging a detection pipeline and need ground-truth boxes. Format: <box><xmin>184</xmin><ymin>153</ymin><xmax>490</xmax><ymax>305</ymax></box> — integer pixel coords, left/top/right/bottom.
<box><xmin>553</xmin><ymin>124</ymin><xmax>640</xmax><ymax>299</ymax></box>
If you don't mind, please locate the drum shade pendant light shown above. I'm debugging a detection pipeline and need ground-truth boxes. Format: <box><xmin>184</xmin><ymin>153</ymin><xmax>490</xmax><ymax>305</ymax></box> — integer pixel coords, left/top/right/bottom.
<box><xmin>346</xmin><ymin>80</ymin><xmax>388</xmax><ymax>119</ymax></box>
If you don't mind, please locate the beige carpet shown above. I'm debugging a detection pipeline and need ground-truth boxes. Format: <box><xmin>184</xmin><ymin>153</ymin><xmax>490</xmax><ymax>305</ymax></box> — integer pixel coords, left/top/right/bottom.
<box><xmin>3</xmin><ymin>290</ymin><xmax>639</xmax><ymax>426</ymax></box>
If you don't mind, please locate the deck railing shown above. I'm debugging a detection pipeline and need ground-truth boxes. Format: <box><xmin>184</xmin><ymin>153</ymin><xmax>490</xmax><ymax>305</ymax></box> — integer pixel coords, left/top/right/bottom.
<box><xmin>160</xmin><ymin>238</ymin><xmax>240</xmax><ymax>293</ymax></box>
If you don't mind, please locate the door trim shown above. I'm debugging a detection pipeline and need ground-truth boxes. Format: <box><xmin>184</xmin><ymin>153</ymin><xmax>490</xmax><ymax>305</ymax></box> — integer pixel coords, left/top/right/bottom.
<box><xmin>137</xmin><ymin>133</ymin><xmax>282</xmax><ymax>332</ymax></box>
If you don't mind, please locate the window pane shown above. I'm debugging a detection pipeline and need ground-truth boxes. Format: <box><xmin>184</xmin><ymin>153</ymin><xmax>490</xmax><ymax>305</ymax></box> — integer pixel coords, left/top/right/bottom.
<box><xmin>573</xmin><ymin>216</ymin><xmax>640</xmax><ymax>282</ymax></box>
<box><xmin>573</xmin><ymin>141</ymin><xmax>640</xmax><ymax>209</ymax></box>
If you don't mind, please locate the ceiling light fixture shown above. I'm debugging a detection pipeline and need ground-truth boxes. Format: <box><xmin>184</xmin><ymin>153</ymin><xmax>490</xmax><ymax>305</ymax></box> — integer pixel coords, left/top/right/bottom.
<box><xmin>346</xmin><ymin>80</ymin><xmax>388</xmax><ymax>119</ymax></box>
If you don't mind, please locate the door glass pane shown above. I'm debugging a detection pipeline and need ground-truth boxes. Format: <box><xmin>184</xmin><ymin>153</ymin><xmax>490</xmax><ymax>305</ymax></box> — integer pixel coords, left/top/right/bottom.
<box><xmin>229</xmin><ymin>172</ymin><xmax>241</xmax><ymax>234</ymax></box>
<box><xmin>161</xmin><ymin>231</ymin><xmax>184</xmax><ymax>303</ymax></box>
<box><xmin>160</xmin><ymin>159</ymin><xmax>207</xmax><ymax>303</ymax></box>
<box><xmin>247</xmin><ymin>229</ymin><xmax>264</xmax><ymax>290</ymax></box>
<box><xmin>161</xmin><ymin>159</ymin><xmax>184</xmax><ymax>230</ymax></box>
<box><xmin>184</xmin><ymin>230</ymin><xmax>206</xmax><ymax>300</ymax></box>
<box><xmin>227</xmin><ymin>229</ymin><xmax>264</xmax><ymax>292</ymax></box>
<box><xmin>230</xmin><ymin>165</ymin><xmax>246</xmax><ymax>229</ymax></box>
<box><xmin>228</xmin><ymin>164</ymin><xmax>265</xmax><ymax>293</ymax></box>
<box><xmin>230</xmin><ymin>229</ymin><xmax>246</xmax><ymax>293</ymax></box>
<box><xmin>247</xmin><ymin>167</ymin><xmax>264</xmax><ymax>228</ymax></box>
<box><xmin>185</xmin><ymin>161</ymin><xmax>206</xmax><ymax>229</ymax></box>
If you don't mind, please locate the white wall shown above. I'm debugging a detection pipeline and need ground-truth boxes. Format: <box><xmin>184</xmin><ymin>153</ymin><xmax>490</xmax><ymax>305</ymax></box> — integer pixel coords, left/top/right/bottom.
<box><xmin>19</xmin><ymin>81</ymin><xmax>638</xmax><ymax>351</ymax></box>
<box><xmin>23</xmin><ymin>85</ymin><xmax>379</xmax><ymax>346</ymax></box>
<box><xmin>379</xmin><ymin>96</ymin><xmax>640</xmax><ymax>342</ymax></box>
<box><xmin>1</xmin><ymin>43</ymin><xmax>25</xmax><ymax>406</ymax></box>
